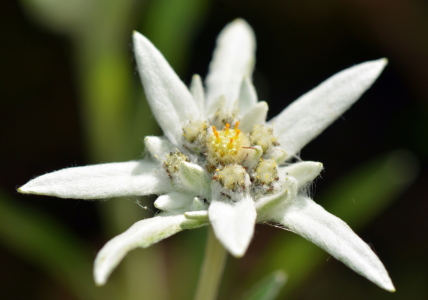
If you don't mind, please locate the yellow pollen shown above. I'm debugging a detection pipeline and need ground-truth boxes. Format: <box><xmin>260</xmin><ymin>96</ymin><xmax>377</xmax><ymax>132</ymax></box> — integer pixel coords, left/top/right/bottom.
<box><xmin>234</xmin><ymin>121</ymin><xmax>240</xmax><ymax>129</ymax></box>
<box><xmin>225</xmin><ymin>123</ymin><xmax>230</xmax><ymax>133</ymax></box>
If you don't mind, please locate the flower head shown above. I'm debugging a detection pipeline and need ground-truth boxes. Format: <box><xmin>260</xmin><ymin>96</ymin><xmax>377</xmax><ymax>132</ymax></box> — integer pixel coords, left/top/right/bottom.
<box><xmin>18</xmin><ymin>19</ymin><xmax>394</xmax><ymax>291</ymax></box>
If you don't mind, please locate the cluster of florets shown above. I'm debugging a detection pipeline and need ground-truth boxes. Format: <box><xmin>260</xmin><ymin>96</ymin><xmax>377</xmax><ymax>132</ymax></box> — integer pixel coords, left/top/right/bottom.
<box><xmin>207</xmin><ymin>121</ymin><xmax>250</xmax><ymax>168</ymax></box>
<box><xmin>161</xmin><ymin>109</ymin><xmax>283</xmax><ymax>199</ymax></box>
<box><xmin>164</xmin><ymin>150</ymin><xmax>190</xmax><ymax>178</ymax></box>
<box><xmin>250</xmin><ymin>125</ymin><xmax>279</xmax><ymax>152</ymax></box>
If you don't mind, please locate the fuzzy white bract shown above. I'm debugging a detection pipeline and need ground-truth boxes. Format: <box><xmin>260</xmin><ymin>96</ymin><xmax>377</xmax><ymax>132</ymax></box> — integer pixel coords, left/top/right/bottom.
<box><xmin>19</xmin><ymin>19</ymin><xmax>394</xmax><ymax>291</ymax></box>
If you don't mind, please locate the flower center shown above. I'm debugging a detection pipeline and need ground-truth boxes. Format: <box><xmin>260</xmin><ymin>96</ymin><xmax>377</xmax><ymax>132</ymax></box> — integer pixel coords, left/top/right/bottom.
<box><xmin>206</xmin><ymin>122</ymin><xmax>250</xmax><ymax>166</ymax></box>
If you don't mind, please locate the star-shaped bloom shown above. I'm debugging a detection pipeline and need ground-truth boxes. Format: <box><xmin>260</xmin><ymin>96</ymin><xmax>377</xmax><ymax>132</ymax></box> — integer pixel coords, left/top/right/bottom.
<box><xmin>19</xmin><ymin>19</ymin><xmax>394</xmax><ymax>291</ymax></box>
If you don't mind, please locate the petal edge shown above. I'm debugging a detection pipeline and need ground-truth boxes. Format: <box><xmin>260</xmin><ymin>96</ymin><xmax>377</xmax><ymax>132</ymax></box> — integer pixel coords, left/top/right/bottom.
<box><xmin>205</xmin><ymin>19</ymin><xmax>256</xmax><ymax>109</ymax></box>
<box><xmin>272</xmin><ymin>196</ymin><xmax>395</xmax><ymax>291</ymax></box>
<box><xmin>133</xmin><ymin>32</ymin><xmax>200</xmax><ymax>144</ymax></box>
<box><xmin>209</xmin><ymin>194</ymin><xmax>256</xmax><ymax>257</ymax></box>
<box><xmin>94</xmin><ymin>213</ymin><xmax>207</xmax><ymax>285</ymax></box>
<box><xmin>272</xmin><ymin>59</ymin><xmax>387</xmax><ymax>159</ymax></box>
<box><xmin>18</xmin><ymin>160</ymin><xmax>170</xmax><ymax>199</ymax></box>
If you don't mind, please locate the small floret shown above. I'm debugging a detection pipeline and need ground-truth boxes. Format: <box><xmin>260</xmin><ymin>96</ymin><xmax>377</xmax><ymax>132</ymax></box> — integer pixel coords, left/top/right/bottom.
<box><xmin>254</xmin><ymin>158</ymin><xmax>279</xmax><ymax>186</ymax></box>
<box><xmin>183</xmin><ymin>120</ymin><xmax>208</xmax><ymax>143</ymax></box>
<box><xmin>216</xmin><ymin>165</ymin><xmax>249</xmax><ymax>191</ymax></box>
<box><xmin>164</xmin><ymin>150</ymin><xmax>190</xmax><ymax>176</ymax></box>
<box><xmin>250</xmin><ymin>124</ymin><xmax>278</xmax><ymax>152</ymax></box>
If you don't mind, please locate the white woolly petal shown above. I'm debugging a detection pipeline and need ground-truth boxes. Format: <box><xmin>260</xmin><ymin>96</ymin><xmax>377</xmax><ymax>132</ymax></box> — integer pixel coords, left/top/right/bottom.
<box><xmin>144</xmin><ymin>136</ymin><xmax>174</xmax><ymax>162</ymax></box>
<box><xmin>190</xmin><ymin>74</ymin><xmax>205</xmax><ymax>113</ymax></box>
<box><xmin>185</xmin><ymin>210</ymin><xmax>209</xmax><ymax>221</ymax></box>
<box><xmin>18</xmin><ymin>160</ymin><xmax>170</xmax><ymax>199</ymax></box>
<box><xmin>255</xmin><ymin>175</ymin><xmax>299</xmax><ymax>222</ymax></box>
<box><xmin>240</xmin><ymin>101</ymin><xmax>268</xmax><ymax>133</ymax></box>
<box><xmin>154</xmin><ymin>192</ymin><xmax>193</xmax><ymax>212</ymax></box>
<box><xmin>273</xmin><ymin>196</ymin><xmax>395</xmax><ymax>292</ymax></box>
<box><xmin>279</xmin><ymin>161</ymin><xmax>323</xmax><ymax>189</ymax></box>
<box><xmin>271</xmin><ymin>59</ymin><xmax>387</xmax><ymax>159</ymax></box>
<box><xmin>178</xmin><ymin>161</ymin><xmax>211</xmax><ymax>198</ymax></box>
<box><xmin>205</xmin><ymin>19</ymin><xmax>256</xmax><ymax>109</ymax></box>
<box><xmin>208</xmin><ymin>195</ymin><xmax>256</xmax><ymax>257</ymax></box>
<box><xmin>94</xmin><ymin>213</ymin><xmax>208</xmax><ymax>285</ymax></box>
<box><xmin>206</xmin><ymin>95</ymin><xmax>226</xmax><ymax>117</ymax></box>
<box><xmin>255</xmin><ymin>187</ymin><xmax>290</xmax><ymax>222</ymax></box>
<box><xmin>238</xmin><ymin>77</ymin><xmax>258</xmax><ymax>116</ymax></box>
<box><xmin>263</xmin><ymin>147</ymin><xmax>288</xmax><ymax>165</ymax></box>
<box><xmin>242</xmin><ymin>145</ymin><xmax>263</xmax><ymax>171</ymax></box>
<box><xmin>133</xmin><ymin>32</ymin><xmax>200</xmax><ymax>145</ymax></box>
<box><xmin>189</xmin><ymin>197</ymin><xmax>209</xmax><ymax>211</ymax></box>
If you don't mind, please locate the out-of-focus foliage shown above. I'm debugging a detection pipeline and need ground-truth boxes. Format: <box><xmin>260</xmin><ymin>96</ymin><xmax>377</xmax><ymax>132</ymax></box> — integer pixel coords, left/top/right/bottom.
<box><xmin>142</xmin><ymin>0</ymin><xmax>209</xmax><ymax>72</ymax></box>
<box><xmin>241</xmin><ymin>270</ymin><xmax>287</xmax><ymax>300</ymax></box>
<box><xmin>0</xmin><ymin>190</ymin><xmax>115</xmax><ymax>300</ymax></box>
<box><xmin>20</xmin><ymin>0</ymin><xmax>89</xmax><ymax>34</ymax></box>
<box><xmin>2</xmin><ymin>0</ymin><xmax>428</xmax><ymax>299</ymax></box>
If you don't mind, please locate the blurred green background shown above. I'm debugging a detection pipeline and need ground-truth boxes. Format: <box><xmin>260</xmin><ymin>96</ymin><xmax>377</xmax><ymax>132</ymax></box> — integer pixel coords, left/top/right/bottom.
<box><xmin>1</xmin><ymin>0</ymin><xmax>428</xmax><ymax>299</ymax></box>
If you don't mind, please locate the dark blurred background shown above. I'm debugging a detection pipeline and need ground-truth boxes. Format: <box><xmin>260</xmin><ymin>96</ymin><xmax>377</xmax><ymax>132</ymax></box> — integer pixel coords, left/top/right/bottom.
<box><xmin>1</xmin><ymin>0</ymin><xmax>428</xmax><ymax>299</ymax></box>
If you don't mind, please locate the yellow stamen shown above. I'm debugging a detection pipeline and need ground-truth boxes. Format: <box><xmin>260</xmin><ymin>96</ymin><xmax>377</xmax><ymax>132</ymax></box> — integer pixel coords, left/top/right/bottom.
<box><xmin>212</xmin><ymin>126</ymin><xmax>220</xmax><ymax>142</ymax></box>
<box><xmin>228</xmin><ymin>138</ymin><xmax>234</xmax><ymax>149</ymax></box>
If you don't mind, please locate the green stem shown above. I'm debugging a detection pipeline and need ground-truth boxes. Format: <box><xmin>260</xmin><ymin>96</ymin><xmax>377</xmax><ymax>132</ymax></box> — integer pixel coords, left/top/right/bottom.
<box><xmin>194</xmin><ymin>227</ymin><xmax>228</xmax><ymax>300</ymax></box>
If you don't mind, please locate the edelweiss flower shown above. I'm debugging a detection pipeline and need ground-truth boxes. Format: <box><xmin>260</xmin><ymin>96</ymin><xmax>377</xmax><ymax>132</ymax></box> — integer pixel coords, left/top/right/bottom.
<box><xmin>19</xmin><ymin>19</ymin><xmax>394</xmax><ymax>291</ymax></box>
